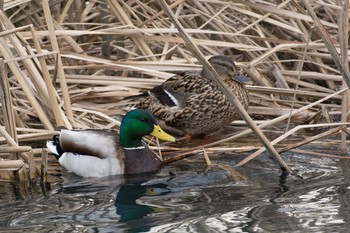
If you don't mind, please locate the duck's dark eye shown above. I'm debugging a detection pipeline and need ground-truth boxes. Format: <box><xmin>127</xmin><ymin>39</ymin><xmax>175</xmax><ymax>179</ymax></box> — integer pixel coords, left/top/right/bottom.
<box><xmin>140</xmin><ymin>117</ymin><xmax>147</xmax><ymax>122</ymax></box>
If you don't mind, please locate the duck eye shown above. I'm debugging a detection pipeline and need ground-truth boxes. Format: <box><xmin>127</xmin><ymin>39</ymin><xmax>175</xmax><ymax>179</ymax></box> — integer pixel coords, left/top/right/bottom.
<box><xmin>140</xmin><ymin>117</ymin><xmax>147</xmax><ymax>122</ymax></box>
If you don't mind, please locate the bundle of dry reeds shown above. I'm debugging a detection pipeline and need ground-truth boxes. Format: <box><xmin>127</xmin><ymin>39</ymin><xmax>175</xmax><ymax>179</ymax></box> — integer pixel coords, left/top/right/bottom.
<box><xmin>0</xmin><ymin>0</ymin><xmax>349</xmax><ymax>180</ymax></box>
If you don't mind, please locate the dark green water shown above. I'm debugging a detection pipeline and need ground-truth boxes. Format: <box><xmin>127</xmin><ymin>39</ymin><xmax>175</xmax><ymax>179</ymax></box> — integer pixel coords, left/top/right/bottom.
<box><xmin>1</xmin><ymin>152</ymin><xmax>350</xmax><ymax>232</ymax></box>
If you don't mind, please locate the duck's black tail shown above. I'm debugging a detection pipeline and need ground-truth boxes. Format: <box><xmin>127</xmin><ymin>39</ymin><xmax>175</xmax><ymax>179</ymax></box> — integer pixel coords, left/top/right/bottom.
<box><xmin>46</xmin><ymin>135</ymin><xmax>64</xmax><ymax>160</ymax></box>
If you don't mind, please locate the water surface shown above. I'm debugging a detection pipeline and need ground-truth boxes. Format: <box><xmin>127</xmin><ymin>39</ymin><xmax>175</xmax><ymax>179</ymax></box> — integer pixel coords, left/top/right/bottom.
<box><xmin>1</xmin><ymin>151</ymin><xmax>350</xmax><ymax>232</ymax></box>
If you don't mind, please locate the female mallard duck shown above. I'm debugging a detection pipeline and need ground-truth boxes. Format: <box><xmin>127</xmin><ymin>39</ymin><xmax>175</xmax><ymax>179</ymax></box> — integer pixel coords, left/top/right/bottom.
<box><xmin>46</xmin><ymin>109</ymin><xmax>176</xmax><ymax>178</ymax></box>
<box><xmin>133</xmin><ymin>55</ymin><xmax>250</xmax><ymax>140</ymax></box>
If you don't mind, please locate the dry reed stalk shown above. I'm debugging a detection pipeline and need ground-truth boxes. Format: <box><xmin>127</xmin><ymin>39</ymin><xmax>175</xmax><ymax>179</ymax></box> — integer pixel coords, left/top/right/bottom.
<box><xmin>278</xmin><ymin>126</ymin><xmax>343</xmax><ymax>154</ymax></box>
<box><xmin>107</xmin><ymin>0</ymin><xmax>156</xmax><ymax>61</ymax></box>
<box><xmin>248</xmin><ymin>86</ymin><xmax>342</xmax><ymax>100</ymax></box>
<box><xmin>27</xmin><ymin>151</ymin><xmax>36</xmax><ymax>180</ymax></box>
<box><xmin>42</xmin><ymin>0</ymin><xmax>74</xmax><ymax>123</ymax></box>
<box><xmin>60</xmin><ymin>53</ymin><xmax>173</xmax><ymax>79</ymax></box>
<box><xmin>338</xmin><ymin>0</ymin><xmax>350</xmax><ymax>154</ymax></box>
<box><xmin>0</xmin><ymin>13</ymin><xmax>54</xmax><ymax>131</ymax></box>
<box><xmin>12</xmin><ymin>132</ymin><xmax>57</xmax><ymax>142</ymax></box>
<box><xmin>0</xmin><ymin>15</ymin><xmax>50</xmax><ymax>105</ymax></box>
<box><xmin>280</xmin><ymin>71</ymin><xmax>342</xmax><ymax>81</ymax></box>
<box><xmin>0</xmin><ymin>59</ymin><xmax>17</xmax><ymax>156</ymax></box>
<box><xmin>283</xmin><ymin>77</ymin><xmax>335</xmax><ymax>94</ymax></box>
<box><xmin>235</xmin><ymin>122</ymin><xmax>350</xmax><ymax>167</ymax></box>
<box><xmin>0</xmin><ymin>125</ymin><xmax>39</xmax><ymax>180</ymax></box>
<box><xmin>203</xmin><ymin>149</ymin><xmax>212</xmax><ymax>166</ymax></box>
<box><xmin>53</xmin><ymin>21</ymin><xmax>85</xmax><ymax>54</ymax></box>
<box><xmin>0</xmin><ymin>146</ymin><xmax>31</xmax><ymax>153</ymax></box>
<box><xmin>291</xmin><ymin>149</ymin><xmax>350</xmax><ymax>160</ymax></box>
<box><xmin>72</xmin><ymin>107</ymin><xmax>121</xmax><ymax>127</ymax></box>
<box><xmin>0</xmin><ymin>159</ymin><xmax>24</xmax><ymax>170</ymax></box>
<box><xmin>302</xmin><ymin>0</ymin><xmax>350</xmax><ymax>87</ymax></box>
<box><xmin>0</xmin><ymin>123</ymin><xmax>39</xmax><ymax>175</ymax></box>
<box><xmin>30</xmin><ymin>26</ymin><xmax>71</xmax><ymax>129</ymax></box>
<box><xmin>41</xmin><ymin>149</ymin><xmax>48</xmax><ymax>183</ymax></box>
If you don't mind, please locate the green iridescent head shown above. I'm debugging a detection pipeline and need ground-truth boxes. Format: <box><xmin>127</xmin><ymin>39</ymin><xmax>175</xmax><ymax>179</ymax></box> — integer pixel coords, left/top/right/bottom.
<box><xmin>119</xmin><ymin>109</ymin><xmax>176</xmax><ymax>149</ymax></box>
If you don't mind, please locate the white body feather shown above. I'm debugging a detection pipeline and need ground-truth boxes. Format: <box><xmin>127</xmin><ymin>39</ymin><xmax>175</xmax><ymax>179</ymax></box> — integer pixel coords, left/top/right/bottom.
<box><xmin>46</xmin><ymin>141</ymin><xmax>59</xmax><ymax>155</ymax></box>
<box><xmin>164</xmin><ymin>90</ymin><xmax>179</xmax><ymax>106</ymax></box>
<box><xmin>58</xmin><ymin>153</ymin><xmax>122</xmax><ymax>178</ymax></box>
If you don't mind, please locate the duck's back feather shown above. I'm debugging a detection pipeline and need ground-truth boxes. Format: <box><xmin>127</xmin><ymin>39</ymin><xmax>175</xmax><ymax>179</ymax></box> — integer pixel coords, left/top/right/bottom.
<box><xmin>60</xmin><ymin>129</ymin><xmax>120</xmax><ymax>159</ymax></box>
<box><xmin>138</xmin><ymin>73</ymin><xmax>214</xmax><ymax>110</ymax></box>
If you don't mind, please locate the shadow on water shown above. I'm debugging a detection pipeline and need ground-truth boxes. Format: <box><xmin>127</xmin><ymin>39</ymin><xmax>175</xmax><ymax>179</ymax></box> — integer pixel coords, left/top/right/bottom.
<box><xmin>1</xmin><ymin>152</ymin><xmax>350</xmax><ymax>232</ymax></box>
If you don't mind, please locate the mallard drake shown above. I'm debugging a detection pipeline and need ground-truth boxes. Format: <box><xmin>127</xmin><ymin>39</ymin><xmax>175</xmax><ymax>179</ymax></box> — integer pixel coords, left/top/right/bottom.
<box><xmin>46</xmin><ymin>109</ymin><xmax>176</xmax><ymax>178</ymax></box>
<box><xmin>133</xmin><ymin>55</ymin><xmax>249</xmax><ymax>139</ymax></box>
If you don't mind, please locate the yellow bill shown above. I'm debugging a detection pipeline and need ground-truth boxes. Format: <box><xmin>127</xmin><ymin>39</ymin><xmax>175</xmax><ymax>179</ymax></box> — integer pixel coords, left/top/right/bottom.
<box><xmin>151</xmin><ymin>125</ymin><xmax>176</xmax><ymax>142</ymax></box>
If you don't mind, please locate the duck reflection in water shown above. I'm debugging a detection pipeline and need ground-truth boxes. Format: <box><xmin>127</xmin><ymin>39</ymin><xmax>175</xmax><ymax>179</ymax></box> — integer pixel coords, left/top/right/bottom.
<box><xmin>115</xmin><ymin>182</ymin><xmax>170</xmax><ymax>231</ymax></box>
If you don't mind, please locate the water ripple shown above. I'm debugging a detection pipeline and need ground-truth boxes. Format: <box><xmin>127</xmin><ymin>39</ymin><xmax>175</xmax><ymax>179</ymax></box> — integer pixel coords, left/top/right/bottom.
<box><xmin>1</xmin><ymin>154</ymin><xmax>350</xmax><ymax>232</ymax></box>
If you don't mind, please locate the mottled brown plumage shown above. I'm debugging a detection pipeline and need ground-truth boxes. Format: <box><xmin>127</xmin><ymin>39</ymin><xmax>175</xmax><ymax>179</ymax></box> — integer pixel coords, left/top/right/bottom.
<box><xmin>134</xmin><ymin>55</ymin><xmax>250</xmax><ymax>137</ymax></box>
